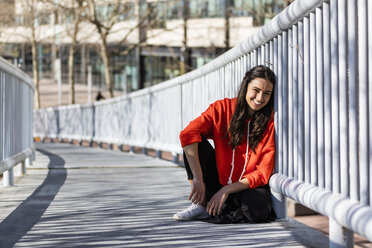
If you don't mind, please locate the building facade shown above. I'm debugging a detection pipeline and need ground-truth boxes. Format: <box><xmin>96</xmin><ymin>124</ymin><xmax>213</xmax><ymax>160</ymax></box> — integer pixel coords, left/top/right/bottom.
<box><xmin>0</xmin><ymin>0</ymin><xmax>291</xmax><ymax>94</ymax></box>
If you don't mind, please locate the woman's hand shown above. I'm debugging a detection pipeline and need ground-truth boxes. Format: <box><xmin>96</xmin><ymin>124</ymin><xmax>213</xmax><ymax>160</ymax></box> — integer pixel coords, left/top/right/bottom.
<box><xmin>189</xmin><ymin>178</ymin><xmax>206</xmax><ymax>205</ymax></box>
<box><xmin>184</xmin><ymin>143</ymin><xmax>206</xmax><ymax>205</ymax></box>
<box><xmin>207</xmin><ymin>186</ymin><xmax>230</xmax><ymax>216</ymax></box>
<box><xmin>207</xmin><ymin>180</ymin><xmax>250</xmax><ymax>216</ymax></box>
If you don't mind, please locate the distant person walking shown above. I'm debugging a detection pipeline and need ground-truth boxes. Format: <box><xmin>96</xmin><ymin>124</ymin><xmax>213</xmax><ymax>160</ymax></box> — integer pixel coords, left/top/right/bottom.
<box><xmin>96</xmin><ymin>91</ymin><xmax>105</xmax><ymax>101</ymax></box>
<box><xmin>173</xmin><ymin>65</ymin><xmax>277</xmax><ymax>223</ymax></box>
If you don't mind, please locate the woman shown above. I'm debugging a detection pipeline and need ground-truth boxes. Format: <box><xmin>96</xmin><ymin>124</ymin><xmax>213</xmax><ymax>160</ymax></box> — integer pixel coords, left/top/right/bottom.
<box><xmin>173</xmin><ymin>65</ymin><xmax>276</xmax><ymax>224</ymax></box>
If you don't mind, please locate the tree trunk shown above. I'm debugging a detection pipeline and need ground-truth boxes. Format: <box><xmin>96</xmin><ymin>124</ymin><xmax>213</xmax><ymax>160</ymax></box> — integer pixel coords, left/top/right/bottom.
<box><xmin>68</xmin><ymin>44</ymin><xmax>75</xmax><ymax>104</ymax></box>
<box><xmin>68</xmin><ymin>0</ymin><xmax>82</xmax><ymax>105</ymax></box>
<box><xmin>224</xmin><ymin>0</ymin><xmax>232</xmax><ymax>51</ymax></box>
<box><xmin>181</xmin><ymin>0</ymin><xmax>190</xmax><ymax>74</ymax></box>
<box><xmin>100</xmin><ymin>37</ymin><xmax>113</xmax><ymax>98</ymax></box>
<box><xmin>31</xmin><ymin>24</ymin><xmax>40</xmax><ymax>109</ymax></box>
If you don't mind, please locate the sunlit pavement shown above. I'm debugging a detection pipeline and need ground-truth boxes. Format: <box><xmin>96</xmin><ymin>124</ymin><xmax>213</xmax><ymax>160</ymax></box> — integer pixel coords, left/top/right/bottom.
<box><xmin>0</xmin><ymin>143</ymin><xmax>328</xmax><ymax>248</ymax></box>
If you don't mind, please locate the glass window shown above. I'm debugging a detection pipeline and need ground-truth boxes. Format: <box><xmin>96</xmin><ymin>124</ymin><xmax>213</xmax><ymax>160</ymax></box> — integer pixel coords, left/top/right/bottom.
<box><xmin>166</xmin><ymin>0</ymin><xmax>183</xmax><ymax>20</ymax></box>
<box><xmin>190</xmin><ymin>0</ymin><xmax>208</xmax><ymax>18</ymax></box>
<box><xmin>95</xmin><ymin>3</ymin><xmax>133</xmax><ymax>23</ymax></box>
<box><xmin>14</xmin><ymin>15</ymin><xmax>24</xmax><ymax>25</ymax></box>
<box><xmin>143</xmin><ymin>55</ymin><xmax>180</xmax><ymax>87</ymax></box>
<box><xmin>231</xmin><ymin>0</ymin><xmax>285</xmax><ymax>25</ymax></box>
<box><xmin>63</xmin><ymin>11</ymin><xmax>74</xmax><ymax>24</ymax></box>
<box><xmin>207</xmin><ymin>0</ymin><xmax>224</xmax><ymax>17</ymax></box>
<box><xmin>35</xmin><ymin>13</ymin><xmax>51</xmax><ymax>26</ymax></box>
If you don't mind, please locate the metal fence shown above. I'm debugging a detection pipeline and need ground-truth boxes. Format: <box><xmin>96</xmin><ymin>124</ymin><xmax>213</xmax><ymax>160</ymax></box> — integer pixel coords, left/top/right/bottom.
<box><xmin>34</xmin><ymin>0</ymin><xmax>371</xmax><ymax>246</ymax></box>
<box><xmin>0</xmin><ymin>57</ymin><xmax>34</xmax><ymax>186</ymax></box>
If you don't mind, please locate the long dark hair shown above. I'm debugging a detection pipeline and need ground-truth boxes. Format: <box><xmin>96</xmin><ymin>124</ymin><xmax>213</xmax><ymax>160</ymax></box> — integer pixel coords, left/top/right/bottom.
<box><xmin>228</xmin><ymin>65</ymin><xmax>276</xmax><ymax>152</ymax></box>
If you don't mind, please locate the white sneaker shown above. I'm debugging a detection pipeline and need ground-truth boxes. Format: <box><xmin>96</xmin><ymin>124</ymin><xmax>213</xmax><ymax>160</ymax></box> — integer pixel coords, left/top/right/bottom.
<box><xmin>173</xmin><ymin>203</ymin><xmax>210</xmax><ymax>221</ymax></box>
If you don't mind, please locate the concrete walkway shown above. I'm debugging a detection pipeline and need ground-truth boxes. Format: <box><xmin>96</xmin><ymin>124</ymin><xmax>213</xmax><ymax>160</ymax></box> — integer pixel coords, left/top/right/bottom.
<box><xmin>0</xmin><ymin>143</ymin><xmax>329</xmax><ymax>248</ymax></box>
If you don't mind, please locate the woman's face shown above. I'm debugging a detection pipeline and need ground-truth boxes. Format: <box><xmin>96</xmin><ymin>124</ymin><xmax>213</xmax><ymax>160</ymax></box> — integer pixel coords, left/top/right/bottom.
<box><xmin>245</xmin><ymin>78</ymin><xmax>273</xmax><ymax>114</ymax></box>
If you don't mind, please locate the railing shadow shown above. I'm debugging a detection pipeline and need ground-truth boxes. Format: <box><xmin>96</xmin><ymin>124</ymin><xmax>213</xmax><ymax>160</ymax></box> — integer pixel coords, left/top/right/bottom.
<box><xmin>0</xmin><ymin>149</ymin><xmax>67</xmax><ymax>248</ymax></box>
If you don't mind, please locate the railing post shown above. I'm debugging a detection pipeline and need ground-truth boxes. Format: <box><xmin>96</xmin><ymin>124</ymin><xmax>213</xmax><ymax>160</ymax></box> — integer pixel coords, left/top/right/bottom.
<box><xmin>156</xmin><ymin>150</ymin><xmax>162</xmax><ymax>159</ymax></box>
<box><xmin>142</xmin><ymin>147</ymin><xmax>148</xmax><ymax>155</ymax></box>
<box><xmin>25</xmin><ymin>156</ymin><xmax>32</xmax><ymax>167</ymax></box>
<box><xmin>32</xmin><ymin>149</ymin><xmax>36</xmax><ymax>162</ymax></box>
<box><xmin>271</xmin><ymin>190</ymin><xmax>287</xmax><ymax>219</ymax></box>
<box><xmin>172</xmin><ymin>152</ymin><xmax>179</xmax><ymax>164</ymax></box>
<box><xmin>22</xmin><ymin>160</ymin><xmax>27</xmax><ymax>175</ymax></box>
<box><xmin>129</xmin><ymin>146</ymin><xmax>135</xmax><ymax>154</ymax></box>
<box><xmin>15</xmin><ymin>163</ymin><xmax>23</xmax><ymax>176</ymax></box>
<box><xmin>329</xmin><ymin>218</ymin><xmax>354</xmax><ymax>248</ymax></box>
<box><xmin>3</xmin><ymin>168</ymin><xmax>14</xmax><ymax>186</ymax></box>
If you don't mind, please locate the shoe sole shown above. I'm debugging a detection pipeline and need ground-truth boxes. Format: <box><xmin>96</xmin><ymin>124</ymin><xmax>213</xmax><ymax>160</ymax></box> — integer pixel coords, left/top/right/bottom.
<box><xmin>173</xmin><ymin>213</ymin><xmax>210</xmax><ymax>221</ymax></box>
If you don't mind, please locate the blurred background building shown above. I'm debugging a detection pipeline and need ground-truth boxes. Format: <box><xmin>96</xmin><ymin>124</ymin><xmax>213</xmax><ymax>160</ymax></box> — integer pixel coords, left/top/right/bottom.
<box><xmin>0</xmin><ymin>0</ymin><xmax>292</xmax><ymax>101</ymax></box>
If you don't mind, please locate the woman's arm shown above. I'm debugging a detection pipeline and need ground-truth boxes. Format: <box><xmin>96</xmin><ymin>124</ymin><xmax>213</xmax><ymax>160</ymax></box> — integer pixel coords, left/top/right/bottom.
<box><xmin>184</xmin><ymin>143</ymin><xmax>206</xmax><ymax>206</ymax></box>
<box><xmin>206</xmin><ymin>178</ymin><xmax>250</xmax><ymax>216</ymax></box>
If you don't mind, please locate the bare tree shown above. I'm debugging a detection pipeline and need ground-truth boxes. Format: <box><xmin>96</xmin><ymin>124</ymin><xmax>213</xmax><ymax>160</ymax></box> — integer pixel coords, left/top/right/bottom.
<box><xmin>66</xmin><ymin>0</ymin><xmax>84</xmax><ymax>104</ymax></box>
<box><xmin>84</xmin><ymin>0</ymin><xmax>134</xmax><ymax>98</ymax></box>
<box><xmin>19</xmin><ymin>0</ymin><xmax>53</xmax><ymax>109</ymax></box>
<box><xmin>0</xmin><ymin>0</ymin><xmax>15</xmax><ymax>31</ymax></box>
<box><xmin>180</xmin><ymin>0</ymin><xmax>191</xmax><ymax>74</ymax></box>
<box><xmin>42</xmin><ymin>0</ymin><xmax>179</xmax><ymax>100</ymax></box>
<box><xmin>83</xmin><ymin>0</ymin><xmax>171</xmax><ymax>97</ymax></box>
<box><xmin>41</xmin><ymin>0</ymin><xmax>85</xmax><ymax>104</ymax></box>
<box><xmin>0</xmin><ymin>0</ymin><xmax>16</xmax><ymax>54</ymax></box>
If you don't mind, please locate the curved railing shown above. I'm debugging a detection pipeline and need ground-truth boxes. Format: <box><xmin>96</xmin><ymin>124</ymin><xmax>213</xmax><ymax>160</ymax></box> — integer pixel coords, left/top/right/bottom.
<box><xmin>0</xmin><ymin>57</ymin><xmax>34</xmax><ymax>186</ymax></box>
<box><xmin>34</xmin><ymin>0</ymin><xmax>372</xmax><ymax>246</ymax></box>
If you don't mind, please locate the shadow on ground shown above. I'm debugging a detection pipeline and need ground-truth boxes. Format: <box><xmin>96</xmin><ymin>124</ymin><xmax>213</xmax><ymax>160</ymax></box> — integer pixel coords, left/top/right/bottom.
<box><xmin>0</xmin><ymin>149</ymin><xmax>66</xmax><ymax>248</ymax></box>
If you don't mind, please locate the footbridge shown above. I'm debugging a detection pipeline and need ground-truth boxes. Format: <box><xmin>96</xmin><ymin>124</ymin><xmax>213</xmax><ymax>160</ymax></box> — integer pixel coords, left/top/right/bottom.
<box><xmin>1</xmin><ymin>0</ymin><xmax>372</xmax><ymax>247</ymax></box>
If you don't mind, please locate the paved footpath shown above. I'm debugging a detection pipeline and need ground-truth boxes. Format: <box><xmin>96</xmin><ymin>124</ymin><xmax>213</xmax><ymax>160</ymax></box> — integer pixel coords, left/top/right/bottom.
<box><xmin>0</xmin><ymin>143</ymin><xmax>328</xmax><ymax>248</ymax></box>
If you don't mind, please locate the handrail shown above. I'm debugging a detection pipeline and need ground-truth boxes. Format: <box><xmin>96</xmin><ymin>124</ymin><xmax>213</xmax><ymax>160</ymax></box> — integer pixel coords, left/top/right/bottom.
<box><xmin>0</xmin><ymin>57</ymin><xmax>34</xmax><ymax>186</ymax></box>
<box><xmin>0</xmin><ymin>57</ymin><xmax>34</xmax><ymax>91</ymax></box>
<box><xmin>34</xmin><ymin>0</ymin><xmax>371</xmax><ymax>246</ymax></box>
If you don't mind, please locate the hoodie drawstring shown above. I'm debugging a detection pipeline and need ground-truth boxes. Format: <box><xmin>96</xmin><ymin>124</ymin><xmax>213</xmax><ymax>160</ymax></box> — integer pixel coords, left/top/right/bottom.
<box><xmin>227</xmin><ymin>121</ymin><xmax>251</xmax><ymax>185</ymax></box>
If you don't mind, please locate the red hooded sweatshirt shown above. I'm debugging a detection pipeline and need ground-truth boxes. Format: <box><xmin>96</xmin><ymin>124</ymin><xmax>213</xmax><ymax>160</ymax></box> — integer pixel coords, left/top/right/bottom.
<box><xmin>179</xmin><ymin>98</ymin><xmax>275</xmax><ymax>188</ymax></box>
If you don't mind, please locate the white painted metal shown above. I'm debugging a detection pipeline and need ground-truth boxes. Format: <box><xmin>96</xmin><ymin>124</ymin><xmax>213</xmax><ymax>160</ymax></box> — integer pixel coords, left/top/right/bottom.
<box><xmin>303</xmin><ymin>16</ymin><xmax>311</xmax><ymax>184</ymax></box>
<box><xmin>282</xmin><ymin>31</ymin><xmax>288</xmax><ymax>177</ymax></box>
<box><xmin>368</xmin><ymin>0</ymin><xmax>372</xmax><ymax>207</ymax></box>
<box><xmin>316</xmin><ymin>7</ymin><xmax>324</xmax><ymax>189</ymax></box>
<box><xmin>278</xmin><ymin>34</ymin><xmax>283</xmax><ymax>174</ymax></box>
<box><xmin>292</xmin><ymin>24</ymin><xmax>298</xmax><ymax>181</ymax></box>
<box><xmin>329</xmin><ymin>218</ymin><xmax>354</xmax><ymax>248</ymax></box>
<box><xmin>297</xmin><ymin>20</ymin><xmax>304</xmax><ymax>183</ymax></box>
<box><xmin>0</xmin><ymin>57</ymin><xmax>34</xmax><ymax>187</ymax></box>
<box><xmin>338</xmin><ymin>0</ymin><xmax>349</xmax><ymax>199</ymax></box>
<box><xmin>271</xmin><ymin>174</ymin><xmax>371</xmax><ymax>243</ymax></box>
<box><xmin>323</xmin><ymin>2</ymin><xmax>332</xmax><ymax>192</ymax></box>
<box><xmin>357</xmin><ymin>0</ymin><xmax>368</xmax><ymax>207</ymax></box>
<box><xmin>309</xmin><ymin>12</ymin><xmax>317</xmax><ymax>186</ymax></box>
<box><xmin>288</xmin><ymin>28</ymin><xmax>293</xmax><ymax>178</ymax></box>
<box><xmin>330</xmin><ymin>0</ymin><xmax>340</xmax><ymax>195</ymax></box>
<box><xmin>347</xmin><ymin>0</ymin><xmax>359</xmax><ymax>202</ymax></box>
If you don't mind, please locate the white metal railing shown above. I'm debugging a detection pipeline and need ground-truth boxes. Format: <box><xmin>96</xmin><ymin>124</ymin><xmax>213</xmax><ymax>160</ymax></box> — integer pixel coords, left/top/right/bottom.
<box><xmin>268</xmin><ymin>0</ymin><xmax>372</xmax><ymax>246</ymax></box>
<box><xmin>34</xmin><ymin>0</ymin><xmax>371</xmax><ymax>246</ymax></box>
<box><xmin>0</xmin><ymin>57</ymin><xmax>34</xmax><ymax>186</ymax></box>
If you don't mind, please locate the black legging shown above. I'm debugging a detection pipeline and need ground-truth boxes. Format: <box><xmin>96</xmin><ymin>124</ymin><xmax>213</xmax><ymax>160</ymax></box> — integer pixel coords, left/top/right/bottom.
<box><xmin>183</xmin><ymin>136</ymin><xmax>276</xmax><ymax>223</ymax></box>
<box><xmin>183</xmin><ymin>136</ymin><xmax>222</xmax><ymax>201</ymax></box>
